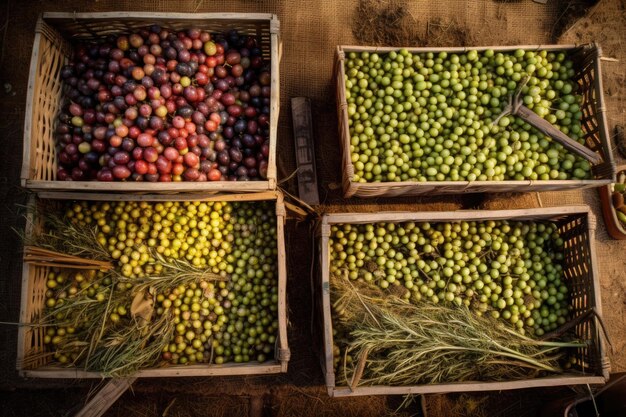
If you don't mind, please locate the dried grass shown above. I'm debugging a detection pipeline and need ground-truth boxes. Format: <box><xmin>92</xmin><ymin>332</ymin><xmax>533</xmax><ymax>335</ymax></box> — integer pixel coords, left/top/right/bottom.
<box><xmin>331</xmin><ymin>274</ymin><xmax>585</xmax><ymax>387</ymax></box>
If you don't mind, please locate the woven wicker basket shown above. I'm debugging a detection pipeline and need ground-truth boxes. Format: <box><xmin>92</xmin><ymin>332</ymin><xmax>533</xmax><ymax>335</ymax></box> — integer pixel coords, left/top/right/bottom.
<box><xmin>21</xmin><ymin>12</ymin><xmax>280</xmax><ymax>194</ymax></box>
<box><xmin>17</xmin><ymin>191</ymin><xmax>289</xmax><ymax>378</ymax></box>
<box><xmin>316</xmin><ymin>206</ymin><xmax>609</xmax><ymax>396</ymax></box>
<box><xmin>335</xmin><ymin>44</ymin><xmax>614</xmax><ymax>198</ymax></box>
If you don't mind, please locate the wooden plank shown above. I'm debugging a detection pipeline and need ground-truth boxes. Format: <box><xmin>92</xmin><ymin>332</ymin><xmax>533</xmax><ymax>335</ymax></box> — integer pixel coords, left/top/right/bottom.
<box><xmin>44</xmin><ymin>12</ymin><xmax>276</xmax><ymax>22</ymax></box>
<box><xmin>586</xmin><ymin>209</ymin><xmax>611</xmax><ymax>379</ymax></box>
<box><xmin>323</xmin><ymin>205</ymin><xmax>591</xmax><ymax>225</ymax></box>
<box><xmin>36</xmin><ymin>190</ymin><xmax>280</xmax><ymax>202</ymax></box>
<box><xmin>22</xmin><ymin>362</ymin><xmax>284</xmax><ymax>378</ymax></box>
<box><xmin>74</xmin><ymin>378</ymin><xmax>137</xmax><ymax>417</ymax></box>
<box><xmin>275</xmin><ymin>193</ymin><xmax>290</xmax><ymax>372</ymax></box>
<box><xmin>266</xmin><ymin>26</ymin><xmax>280</xmax><ymax>189</ymax></box>
<box><xmin>27</xmin><ymin>180</ymin><xmax>272</xmax><ymax>192</ymax></box>
<box><xmin>21</xmin><ymin>19</ymin><xmax>43</xmax><ymax>186</ymax></box>
<box><xmin>339</xmin><ymin>44</ymin><xmax>579</xmax><ymax>53</ymax></box>
<box><xmin>291</xmin><ymin>97</ymin><xmax>320</xmax><ymax>205</ymax></box>
<box><xmin>329</xmin><ymin>376</ymin><xmax>607</xmax><ymax>397</ymax></box>
<box><xmin>319</xmin><ymin>218</ymin><xmax>336</xmax><ymax>389</ymax></box>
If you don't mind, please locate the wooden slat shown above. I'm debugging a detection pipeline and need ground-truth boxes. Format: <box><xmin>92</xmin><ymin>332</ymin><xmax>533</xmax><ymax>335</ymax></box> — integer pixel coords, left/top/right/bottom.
<box><xmin>291</xmin><ymin>97</ymin><xmax>320</xmax><ymax>205</ymax></box>
<box><xmin>37</xmin><ymin>190</ymin><xmax>280</xmax><ymax>202</ymax></box>
<box><xmin>275</xmin><ymin>192</ymin><xmax>290</xmax><ymax>372</ymax></box>
<box><xmin>44</xmin><ymin>12</ymin><xmax>276</xmax><ymax>22</ymax></box>
<box><xmin>75</xmin><ymin>378</ymin><xmax>137</xmax><ymax>417</ymax></box>
<box><xmin>21</xmin><ymin>20</ymin><xmax>43</xmax><ymax>187</ymax></box>
<box><xmin>266</xmin><ymin>22</ymin><xmax>280</xmax><ymax>189</ymax></box>
<box><xmin>329</xmin><ymin>376</ymin><xmax>607</xmax><ymax>397</ymax></box>
<box><xmin>22</xmin><ymin>362</ymin><xmax>284</xmax><ymax>378</ymax></box>
<box><xmin>323</xmin><ymin>205</ymin><xmax>591</xmax><ymax>225</ymax></box>
<box><xmin>339</xmin><ymin>44</ymin><xmax>579</xmax><ymax>54</ymax></box>
<box><xmin>26</xmin><ymin>180</ymin><xmax>272</xmax><ymax>193</ymax></box>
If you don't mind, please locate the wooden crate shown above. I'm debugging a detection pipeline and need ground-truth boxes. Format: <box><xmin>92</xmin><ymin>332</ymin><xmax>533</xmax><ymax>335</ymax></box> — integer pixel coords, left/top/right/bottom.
<box><xmin>335</xmin><ymin>44</ymin><xmax>615</xmax><ymax>198</ymax></box>
<box><xmin>21</xmin><ymin>12</ymin><xmax>280</xmax><ymax>194</ymax></box>
<box><xmin>316</xmin><ymin>206</ymin><xmax>609</xmax><ymax>396</ymax></box>
<box><xmin>17</xmin><ymin>191</ymin><xmax>289</xmax><ymax>378</ymax></box>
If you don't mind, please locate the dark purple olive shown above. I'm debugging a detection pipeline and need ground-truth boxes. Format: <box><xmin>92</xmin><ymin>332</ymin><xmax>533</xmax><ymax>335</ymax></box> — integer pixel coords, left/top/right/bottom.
<box><xmin>234</xmin><ymin>119</ymin><xmax>247</xmax><ymax>134</ymax></box>
<box><xmin>78</xmin><ymin>158</ymin><xmax>90</xmax><ymax>171</ymax></box>
<box><xmin>229</xmin><ymin>147</ymin><xmax>243</xmax><ymax>163</ymax></box>
<box><xmin>149</xmin><ymin>116</ymin><xmax>164</xmax><ymax>130</ymax></box>
<box><xmin>60</xmin><ymin>66</ymin><xmax>74</xmax><ymax>79</ymax></box>
<box><xmin>236</xmin><ymin>166</ymin><xmax>248</xmax><ymax>177</ymax></box>
<box><xmin>122</xmin><ymin>138</ymin><xmax>135</xmax><ymax>152</ymax></box>
<box><xmin>241</xmin><ymin>134</ymin><xmax>256</xmax><ymax>148</ymax></box>
<box><xmin>215</xmin><ymin>79</ymin><xmax>229</xmax><ymax>92</ymax></box>
<box><xmin>113</xmin><ymin>151</ymin><xmax>130</xmax><ymax>165</ymax></box>
<box><xmin>70</xmin><ymin>167</ymin><xmax>84</xmax><ymax>180</ymax></box>
<box><xmin>177</xmin><ymin>105</ymin><xmax>194</xmax><ymax>119</ymax></box>
<box><xmin>84</xmin><ymin>151</ymin><xmax>99</xmax><ymax>165</ymax></box>
<box><xmin>136</xmin><ymin>116</ymin><xmax>149</xmax><ymax>130</ymax></box>
<box><xmin>191</xmin><ymin>111</ymin><xmax>206</xmax><ymax>125</ymax></box>
<box><xmin>65</xmin><ymin>143</ymin><xmax>78</xmax><ymax>155</ymax></box>
<box><xmin>217</xmin><ymin>150</ymin><xmax>230</xmax><ymax>165</ymax></box>
<box><xmin>59</xmin><ymin>152</ymin><xmax>72</xmax><ymax>165</ymax></box>
<box><xmin>56</xmin><ymin>123</ymin><xmax>70</xmax><ymax>134</ymax></box>
<box><xmin>176</xmin><ymin>62</ymin><xmax>192</xmax><ymax>77</ymax></box>
<box><xmin>223</xmin><ymin>126</ymin><xmax>234</xmax><ymax>139</ymax></box>
<box><xmin>243</xmin><ymin>156</ymin><xmax>257</xmax><ymax>169</ymax></box>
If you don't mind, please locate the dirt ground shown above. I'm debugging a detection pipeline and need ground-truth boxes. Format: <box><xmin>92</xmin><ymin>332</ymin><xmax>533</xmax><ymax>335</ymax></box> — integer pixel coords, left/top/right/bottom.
<box><xmin>1</xmin><ymin>0</ymin><xmax>625</xmax><ymax>416</ymax></box>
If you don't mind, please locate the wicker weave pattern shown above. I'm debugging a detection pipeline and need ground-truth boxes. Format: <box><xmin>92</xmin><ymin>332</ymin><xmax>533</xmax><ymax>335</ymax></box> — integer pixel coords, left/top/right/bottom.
<box><xmin>335</xmin><ymin>44</ymin><xmax>615</xmax><ymax>198</ymax></box>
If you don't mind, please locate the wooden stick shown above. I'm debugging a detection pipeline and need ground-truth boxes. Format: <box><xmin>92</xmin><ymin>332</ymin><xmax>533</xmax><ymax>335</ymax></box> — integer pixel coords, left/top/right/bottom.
<box><xmin>514</xmin><ymin>103</ymin><xmax>602</xmax><ymax>164</ymax></box>
<box><xmin>24</xmin><ymin>246</ymin><xmax>112</xmax><ymax>270</ymax></box>
<box><xmin>349</xmin><ymin>347</ymin><xmax>370</xmax><ymax>392</ymax></box>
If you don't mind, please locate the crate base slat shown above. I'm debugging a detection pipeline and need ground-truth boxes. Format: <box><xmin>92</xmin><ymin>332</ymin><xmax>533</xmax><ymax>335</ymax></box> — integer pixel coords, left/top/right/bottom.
<box><xmin>21</xmin><ymin>362</ymin><xmax>285</xmax><ymax>379</ymax></box>
<box><xmin>24</xmin><ymin>180</ymin><xmax>274</xmax><ymax>193</ymax></box>
<box><xmin>328</xmin><ymin>376</ymin><xmax>607</xmax><ymax>397</ymax></box>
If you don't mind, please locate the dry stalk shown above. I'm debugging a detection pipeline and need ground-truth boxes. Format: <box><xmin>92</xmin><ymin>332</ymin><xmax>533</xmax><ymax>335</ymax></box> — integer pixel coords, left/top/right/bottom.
<box><xmin>331</xmin><ymin>274</ymin><xmax>586</xmax><ymax>387</ymax></box>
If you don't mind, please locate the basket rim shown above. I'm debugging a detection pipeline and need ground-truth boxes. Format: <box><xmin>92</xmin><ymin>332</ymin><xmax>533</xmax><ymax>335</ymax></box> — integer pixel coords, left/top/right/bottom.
<box><xmin>42</xmin><ymin>11</ymin><xmax>279</xmax><ymax>22</ymax></box>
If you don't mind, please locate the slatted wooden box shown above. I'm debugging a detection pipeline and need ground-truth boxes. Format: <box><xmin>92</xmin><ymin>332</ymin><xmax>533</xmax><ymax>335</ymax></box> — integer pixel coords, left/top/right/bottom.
<box><xmin>335</xmin><ymin>44</ymin><xmax>614</xmax><ymax>198</ymax></box>
<box><xmin>22</xmin><ymin>12</ymin><xmax>280</xmax><ymax>194</ymax></box>
<box><xmin>17</xmin><ymin>191</ymin><xmax>289</xmax><ymax>377</ymax></box>
<box><xmin>316</xmin><ymin>206</ymin><xmax>609</xmax><ymax>396</ymax></box>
